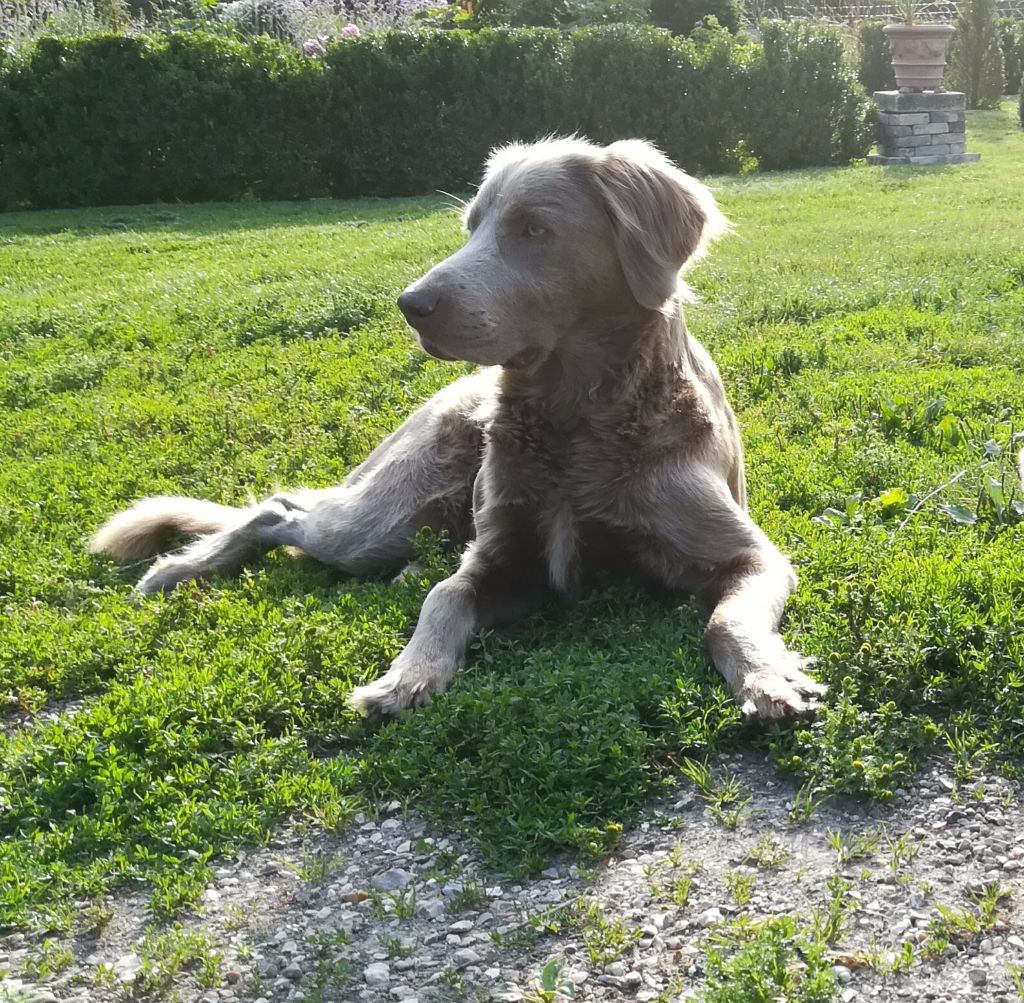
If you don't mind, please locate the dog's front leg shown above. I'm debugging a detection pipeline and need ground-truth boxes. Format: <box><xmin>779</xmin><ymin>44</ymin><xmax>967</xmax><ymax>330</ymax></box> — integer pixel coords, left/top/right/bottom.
<box><xmin>348</xmin><ymin>518</ymin><xmax>547</xmax><ymax>718</ymax></box>
<box><xmin>700</xmin><ymin>552</ymin><xmax>824</xmax><ymax>721</ymax></box>
<box><xmin>645</xmin><ymin>463</ymin><xmax>825</xmax><ymax>721</ymax></box>
<box><xmin>348</xmin><ymin>572</ymin><xmax>479</xmax><ymax>717</ymax></box>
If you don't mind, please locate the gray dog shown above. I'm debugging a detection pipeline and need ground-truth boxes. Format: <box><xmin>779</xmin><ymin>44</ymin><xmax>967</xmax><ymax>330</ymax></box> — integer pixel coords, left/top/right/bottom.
<box><xmin>92</xmin><ymin>137</ymin><xmax>826</xmax><ymax>722</ymax></box>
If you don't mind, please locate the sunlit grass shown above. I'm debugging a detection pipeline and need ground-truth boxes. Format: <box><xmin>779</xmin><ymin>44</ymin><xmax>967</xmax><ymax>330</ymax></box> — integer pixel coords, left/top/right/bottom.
<box><xmin>0</xmin><ymin>102</ymin><xmax>1022</xmax><ymax>929</ymax></box>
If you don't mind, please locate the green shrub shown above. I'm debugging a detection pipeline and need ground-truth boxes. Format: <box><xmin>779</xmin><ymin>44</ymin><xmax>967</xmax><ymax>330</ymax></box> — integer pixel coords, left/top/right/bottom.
<box><xmin>857</xmin><ymin>20</ymin><xmax>895</xmax><ymax>94</ymax></box>
<box><xmin>0</xmin><ymin>24</ymin><xmax>873</xmax><ymax>210</ymax></box>
<box><xmin>473</xmin><ymin>0</ymin><xmax>651</xmax><ymax>27</ymax></box>
<box><xmin>323</xmin><ymin>28</ymin><xmax>573</xmax><ymax>197</ymax></box>
<box><xmin>564</xmin><ymin>23</ymin><xmax>754</xmax><ymax>172</ymax></box>
<box><xmin>745</xmin><ymin>20</ymin><xmax>873</xmax><ymax>170</ymax></box>
<box><xmin>0</xmin><ymin>33</ymin><xmax>326</xmax><ymax>210</ymax></box>
<box><xmin>947</xmin><ymin>0</ymin><xmax>1005</xmax><ymax>108</ymax></box>
<box><xmin>650</xmin><ymin>0</ymin><xmax>744</xmax><ymax>35</ymax></box>
<box><xmin>1000</xmin><ymin>17</ymin><xmax>1024</xmax><ymax>94</ymax></box>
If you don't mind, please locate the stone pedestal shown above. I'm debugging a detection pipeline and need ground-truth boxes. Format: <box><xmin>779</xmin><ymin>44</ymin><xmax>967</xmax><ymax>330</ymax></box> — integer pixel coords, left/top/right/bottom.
<box><xmin>867</xmin><ymin>91</ymin><xmax>980</xmax><ymax>166</ymax></box>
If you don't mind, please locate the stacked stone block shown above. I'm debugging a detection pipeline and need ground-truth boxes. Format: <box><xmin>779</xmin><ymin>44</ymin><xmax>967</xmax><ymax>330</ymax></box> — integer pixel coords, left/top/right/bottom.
<box><xmin>867</xmin><ymin>91</ymin><xmax>981</xmax><ymax>166</ymax></box>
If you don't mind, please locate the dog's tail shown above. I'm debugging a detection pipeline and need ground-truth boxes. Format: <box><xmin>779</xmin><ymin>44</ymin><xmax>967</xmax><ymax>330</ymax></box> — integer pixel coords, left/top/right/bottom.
<box><xmin>90</xmin><ymin>496</ymin><xmax>242</xmax><ymax>563</ymax></box>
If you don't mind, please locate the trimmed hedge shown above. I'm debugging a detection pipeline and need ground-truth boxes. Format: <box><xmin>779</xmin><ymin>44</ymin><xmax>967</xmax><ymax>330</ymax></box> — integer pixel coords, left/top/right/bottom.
<box><xmin>857</xmin><ymin>20</ymin><xmax>895</xmax><ymax>95</ymax></box>
<box><xmin>0</xmin><ymin>24</ymin><xmax>873</xmax><ymax>210</ymax></box>
<box><xmin>0</xmin><ymin>35</ymin><xmax>325</xmax><ymax>208</ymax></box>
<box><xmin>746</xmin><ymin>21</ymin><xmax>872</xmax><ymax>170</ymax></box>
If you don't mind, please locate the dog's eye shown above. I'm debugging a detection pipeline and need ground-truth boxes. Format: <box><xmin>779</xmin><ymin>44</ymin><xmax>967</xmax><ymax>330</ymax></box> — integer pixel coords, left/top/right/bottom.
<box><xmin>525</xmin><ymin>222</ymin><xmax>546</xmax><ymax>238</ymax></box>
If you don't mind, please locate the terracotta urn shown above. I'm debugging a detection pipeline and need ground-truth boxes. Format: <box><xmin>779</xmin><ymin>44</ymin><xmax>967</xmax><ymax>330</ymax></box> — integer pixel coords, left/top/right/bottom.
<box><xmin>883</xmin><ymin>23</ymin><xmax>956</xmax><ymax>92</ymax></box>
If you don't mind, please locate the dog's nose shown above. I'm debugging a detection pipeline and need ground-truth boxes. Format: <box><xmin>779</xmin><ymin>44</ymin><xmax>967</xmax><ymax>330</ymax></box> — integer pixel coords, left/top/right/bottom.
<box><xmin>397</xmin><ymin>289</ymin><xmax>440</xmax><ymax>322</ymax></box>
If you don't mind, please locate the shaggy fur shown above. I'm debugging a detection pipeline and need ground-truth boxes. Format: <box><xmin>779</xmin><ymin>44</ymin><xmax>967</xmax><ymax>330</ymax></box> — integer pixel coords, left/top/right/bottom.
<box><xmin>92</xmin><ymin>137</ymin><xmax>826</xmax><ymax>722</ymax></box>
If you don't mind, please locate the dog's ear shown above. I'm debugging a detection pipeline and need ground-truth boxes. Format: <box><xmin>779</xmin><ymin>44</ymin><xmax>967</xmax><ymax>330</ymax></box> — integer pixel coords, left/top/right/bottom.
<box><xmin>591</xmin><ymin>140</ymin><xmax>728</xmax><ymax>311</ymax></box>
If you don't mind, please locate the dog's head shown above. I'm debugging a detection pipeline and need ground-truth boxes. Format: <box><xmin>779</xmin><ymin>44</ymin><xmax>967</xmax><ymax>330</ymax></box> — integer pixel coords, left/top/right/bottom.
<box><xmin>397</xmin><ymin>137</ymin><xmax>728</xmax><ymax>368</ymax></box>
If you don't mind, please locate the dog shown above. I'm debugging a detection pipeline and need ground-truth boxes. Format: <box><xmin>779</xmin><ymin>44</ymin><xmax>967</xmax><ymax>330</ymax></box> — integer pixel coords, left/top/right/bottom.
<box><xmin>91</xmin><ymin>137</ymin><xmax>826</xmax><ymax>722</ymax></box>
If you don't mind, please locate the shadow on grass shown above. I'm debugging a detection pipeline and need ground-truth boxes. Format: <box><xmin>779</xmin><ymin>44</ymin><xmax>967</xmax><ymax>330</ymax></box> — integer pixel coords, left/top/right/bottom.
<box><xmin>0</xmin><ymin>194</ymin><xmax>454</xmax><ymax>241</ymax></box>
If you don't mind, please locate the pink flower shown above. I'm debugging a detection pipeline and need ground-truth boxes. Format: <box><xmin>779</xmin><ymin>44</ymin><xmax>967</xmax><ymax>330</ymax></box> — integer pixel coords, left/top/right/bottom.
<box><xmin>340</xmin><ymin>23</ymin><xmax>360</xmax><ymax>38</ymax></box>
<box><xmin>302</xmin><ymin>37</ymin><xmax>326</xmax><ymax>56</ymax></box>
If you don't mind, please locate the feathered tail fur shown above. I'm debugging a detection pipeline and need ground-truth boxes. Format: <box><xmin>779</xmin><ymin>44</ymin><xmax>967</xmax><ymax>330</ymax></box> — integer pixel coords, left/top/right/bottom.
<box><xmin>89</xmin><ymin>496</ymin><xmax>242</xmax><ymax>563</ymax></box>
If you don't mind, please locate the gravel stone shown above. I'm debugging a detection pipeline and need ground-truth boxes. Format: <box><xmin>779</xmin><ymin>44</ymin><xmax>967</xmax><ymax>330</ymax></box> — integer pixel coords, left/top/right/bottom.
<box><xmin>364</xmin><ymin>962</ymin><xmax>391</xmax><ymax>987</ymax></box>
<box><xmin>696</xmin><ymin>907</ymin><xmax>723</xmax><ymax>927</ymax></box>
<box><xmin>8</xmin><ymin>752</ymin><xmax>1024</xmax><ymax>1002</ymax></box>
<box><xmin>113</xmin><ymin>953</ymin><xmax>141</xmax><ymax>983</ymax></box>
<box><xmin>372</xmin><ymin>868</ymin><xmax>414</xmax><ymax>892</ymax></box>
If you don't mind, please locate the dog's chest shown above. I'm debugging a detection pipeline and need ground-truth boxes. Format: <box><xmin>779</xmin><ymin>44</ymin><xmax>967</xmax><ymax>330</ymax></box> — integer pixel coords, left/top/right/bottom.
<box><xmin>486</xmin><ymin>406</ymin><xmax>692</xmax><ymax>595</ymax></box>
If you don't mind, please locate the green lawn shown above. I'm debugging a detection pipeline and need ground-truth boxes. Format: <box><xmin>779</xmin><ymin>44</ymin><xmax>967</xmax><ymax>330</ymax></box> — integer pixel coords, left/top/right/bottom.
<box><xmin>1</xmin><ymin>103</ymin><xmax>1023</xmax><ymax>931</ymax></box>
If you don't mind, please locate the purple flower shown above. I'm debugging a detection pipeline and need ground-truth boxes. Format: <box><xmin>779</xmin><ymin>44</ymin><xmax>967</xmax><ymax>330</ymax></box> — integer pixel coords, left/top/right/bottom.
<box><xmin>340</xmin><ymin>23</ymin><xmax>360</xmax><ymax>37</ymax></box>
<box><xmin>302</xmin><ymin>37</ymin><xmax>326</xmax><ymax>56</ymax></box>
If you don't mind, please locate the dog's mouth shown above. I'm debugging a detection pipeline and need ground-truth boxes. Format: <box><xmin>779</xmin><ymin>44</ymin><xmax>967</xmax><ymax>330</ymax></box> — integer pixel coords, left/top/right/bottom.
<box><xmin>503</xmin><ymin>346</ymin><xmax>545</xmax><ymax>369</ymax></box>
<box><xmin>417</xmin><ymin>335</ymin><xmax>544</xmax><ymax>370</ymax></box>
<box><xmin>417</xmin><ymin>337</ymin><xmax>460</xmax><ymax>362</ymax></box>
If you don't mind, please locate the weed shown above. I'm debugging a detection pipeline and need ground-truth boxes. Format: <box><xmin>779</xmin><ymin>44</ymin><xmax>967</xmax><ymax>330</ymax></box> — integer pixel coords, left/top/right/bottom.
<box><xmin>365</xmin><ymin>886</ymin><xmax>416</xmax><ymax>919</ymax></box>
<box><xmin>81</xmin><ymin>897</ymin><xmax>115</xmax><ymax>935</ymax></box>
<box><xmin>844</xmin><ymin>936</ymin><xmax>915</xmax><ymax>977</ymax></box>
<box><xmin>135</xmin><ymin>925</ymin><xmax>222</xmax><ymax>995</ymax></box>
<box><xmin>23</xmin><ymin>939</ymin><xmax>73</xmax><ymax>980</ymax></box>
<box><xmin>275</xmin><ymin>851</ymin><xmax>343</xmax><ymax>884</ymax></box>
<box><xmin>524</xmin><ymin>958</ymin><xmax>575</xmax><ymax>1002</ymax></box>
<box><xmin>307</xmin><ymin>930</ymin><xmax>350</xmax><ymax>950</ymax></box>
<box><xmin>448</xmin><ymin>880</ymin><xmax>487</xmax><ymax>912</ymax></box>
<box><xmin>787</xmin><ymin>784</ymin><xmax>825</xmax><ymax>824</ymax></box>
<box><xmin>221</xmin><ymin>904</ymin><xmax>249</xmax><ymax>932</ymax></box>
<box><xmin>972</xmin><ymin>881</ymin><xmax>1011</xmax><ymax>927</ymax></box>
<box><xmin>670</xmin><ymin>875</ymin><xmax>694</xmax><ymax>908</ymax></box>
<box><xmin>742</xmin><ymin>834</ymin><xmax>792</xmax><ymax>868</ymax></box>
<box><xmin>826</xmin><ymin>826</ymin><xmax>882</xmax><ymax>866</ymax></box>
<box><xmin>725</xmin><ymin>869</ymin><xmax>756</xmax><ymax>907</ymax></box>
<box><xmin>491</xmin><ymin>924</ymin><xmax>541</xmax><ymax>951</ymax></box>
<box><xmin>386</xmin><ymin>886</ymin><xmax>418</xmax><ymax>920</ymax></box>
<box><xmin>702</xmin><ymin>914</ymin><xmax>837</xmax><ymax>1003</ymax></box>
<box><xmin>380</xmin><ymin>934</ymin><xmax>414</xmax><ymax>959</ymax></box>
<box><xmin>885</xmin><ymin>830</ymin><xmax>921</xmax><ymax>873</ymax></box>
<box><xmin>924</xmin><ymin>884</ymin><xmax>1009</xmax><ymax>956</ymax></box>
<box><xmin>1010</xmin><ymin>964</ymin><xmax>1024</xmax><ymax>1000</ymax></box>
<box><xmin>677</xmin><ymin>757</ymin><xmax>751</xmax><ymax>829</ymax></box>
<box><xmin>945</xmin><ymin>728</ymin><xmax>998</xmax><ymax>781</ymax></box>
<box><xmin>302</xmin><ymin>958</ymin><xmax>351</xmax><ymax>1003</ymax></box>
<box><xmin>813</xmin><ymin>874</ymin><xmax>855</xmax><ymax>945</ymax></box>
<box><xmin>883</xmin><ymin>938</ymin><xmax>915</xmax><ymax>976</ymax></box>
<box><xmin>441</xmin><ymin>967</ymin><xmax>466</xmax><ymax>990</ymax></box>
<box><xmin>570</xmin><ymin>900</ymin><xmax>642</xmax><ymax>967</ymax></box>
<box><xmin>93</xmin><ymin>963</ymin><xmax>118</xmax><ymax>988</ymax></box>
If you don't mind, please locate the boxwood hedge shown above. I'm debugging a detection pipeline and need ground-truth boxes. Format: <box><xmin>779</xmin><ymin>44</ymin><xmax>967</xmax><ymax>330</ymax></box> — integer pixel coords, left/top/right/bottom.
<box><xmin>0</xmin><ymin>24</ymin><xmax>873</xmax><ymax>210</ymax></box>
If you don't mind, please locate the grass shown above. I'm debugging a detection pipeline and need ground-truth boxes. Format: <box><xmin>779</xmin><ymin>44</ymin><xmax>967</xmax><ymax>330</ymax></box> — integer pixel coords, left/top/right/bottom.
<box><xmin>703</xmin><ymin>913</ymin><xmax>838</xmax><ymax>1003</ymax></box>
<box><xmin>0</xmin><ymin>103</ymin><xmax>1023</xmax><ymax>930</ymax></box>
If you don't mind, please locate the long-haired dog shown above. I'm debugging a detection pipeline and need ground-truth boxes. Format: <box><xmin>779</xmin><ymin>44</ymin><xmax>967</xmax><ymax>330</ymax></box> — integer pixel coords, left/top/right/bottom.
<box><xmin>93</xmin><ymin>138</ymin><xmax>826</xmax><ymax>721</ymax></box>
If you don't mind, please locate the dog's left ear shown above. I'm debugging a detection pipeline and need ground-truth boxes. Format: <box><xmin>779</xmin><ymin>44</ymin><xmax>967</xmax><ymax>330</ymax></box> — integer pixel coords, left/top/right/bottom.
<box><xmin>591</xmin><ymin>140</ymin><xmax>728</xmax><ymax>312</ymax></box>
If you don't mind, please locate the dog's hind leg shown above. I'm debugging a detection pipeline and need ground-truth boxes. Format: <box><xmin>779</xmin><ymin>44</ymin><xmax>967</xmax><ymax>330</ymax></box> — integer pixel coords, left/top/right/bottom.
<box><xmin>133</xmin><ymin>369</ymin><xmax>496</xmax><ymax>592</ymax></box>
<box><xmin>135</xmin><ymin>494</ymin><xmax>310</xmax><ymax>593</ymax></box>
<box><xmin>292</xmin><ymin>370</ymin><xmax>496</xmax><ymax>576</ymax></box>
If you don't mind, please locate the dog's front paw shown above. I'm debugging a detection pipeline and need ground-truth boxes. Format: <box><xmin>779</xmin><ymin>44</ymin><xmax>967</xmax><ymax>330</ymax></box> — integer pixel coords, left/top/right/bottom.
<box><xmin>738</xmin><ymin>655</ymin><xmax>826</xmax><ymax>722</ymax></box>
<box><xmin>347</xmin><ymin>658</ymin><xmax>454</xmax><ymax>719</ymax></box>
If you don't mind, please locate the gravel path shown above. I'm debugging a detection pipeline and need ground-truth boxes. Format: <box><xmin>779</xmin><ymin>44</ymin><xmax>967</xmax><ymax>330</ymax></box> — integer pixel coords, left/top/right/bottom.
<box><xmin>2</xmin><ymin>751</ymin><xmax>1021</xmax><ymax>1002</ymax></box>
